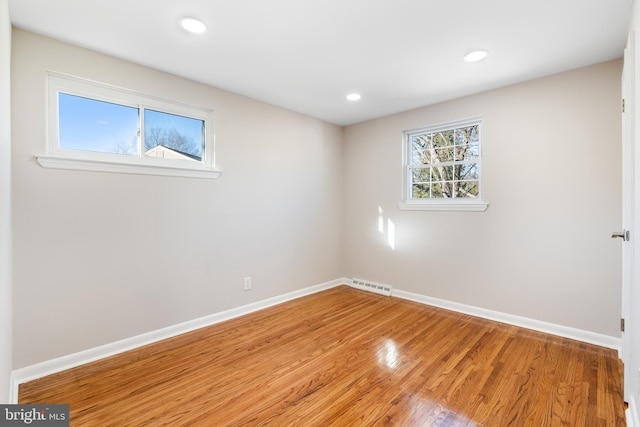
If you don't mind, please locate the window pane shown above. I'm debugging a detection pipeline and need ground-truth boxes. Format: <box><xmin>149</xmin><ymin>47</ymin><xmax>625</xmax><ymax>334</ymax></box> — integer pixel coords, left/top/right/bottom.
<box><xmin>412</xmin><ymin>183</ymin><xmax>430</xmax><ymax>199</ymax></box>
<box><xmin>432</xmin><ymin>165</ymin><xmax>454</xmax><ymax>181</ymax></box>
<box><xmin>415</xmin><ymin>182</ymin><xmax>445</xmax><ymax>198</ymax></box>
<box><xmin>426</xmin><ymin>181</ymin><xmax>451</xmax><ymax>198</ymax></box>
<box><xmin>411</xmin><ymin>134</ymin><xmax>432</xmax><ymax>164</ymax></box>
<box><xmin>411</xmin><ymin>167</ymin><xmax>431</xmax><ymax>183</ymax></box>
<box><xmin>456</xmin><ymin>180</ymin><xmax>479</xmax><ymax>198</ymax></box>
<box><xmin>434</xmin><ymin>147</ymin><xmax>454</xmax><ymax>163</ymax></box>
<box><xmin>433</xmin><ymin>130</ymin><xmax>454</xmax><ymax>147</ymax></box>
<box><xmin>468</xmin><ymin>125</ymin><xmax>480</xmax><ymax>143</ymax></box>
<box><xmin>466</xmin><ymin>144</ymin><xmax>480</xmax><ymax>161</ymax></box>
<box><xmin>455</xmin><ymin>143</ymin><xmax>480</xmax><ymax>161</ymax></box>
<box><xmin>441</xmin><ymin>181</ymin><xmax>454</xmax><ymax>198</ymax></box>
<box><xmin>405</xmin><ymin>119</ymin><xmax>482</xmax><ymax>202</ymax></box>
<box><xmin>455</xmin><ymin>163</ymin><xmax>479</xmax><ymax>180</ymax></box>
<box><xmin>455</xmin><ymin>125</ymin><xmax>479</xmax><ymax>144</ymax></box>
<box><xmin>144</xmin><ymin>110</ymin><xmax>204</xmax><ymax>161</ymax></box>
<box><xmin>58</xmin><ymin>93</ymin><xmax>139</xmax><ymax>155</ymax></box>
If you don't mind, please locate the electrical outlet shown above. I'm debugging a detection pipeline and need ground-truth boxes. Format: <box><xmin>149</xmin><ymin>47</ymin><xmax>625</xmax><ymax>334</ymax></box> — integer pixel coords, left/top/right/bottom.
<box><xmin>243</xmin><ymin>277</ymin><xmax>252</xmax><ymax>291</ymax></box>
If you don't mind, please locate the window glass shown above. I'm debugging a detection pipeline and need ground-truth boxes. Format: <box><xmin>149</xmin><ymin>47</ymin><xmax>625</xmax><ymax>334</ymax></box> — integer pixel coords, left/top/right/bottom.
<box><xmin>405</xmin><ymin>119</ymin><xmax>482</xmax><ymax>201</ymax></box>
<box><xmin>58</xmin><ymin>93</ymin><xmax>139</xmax><ymax>155</ymax></box>
<box><xmin>42</xmin><ymin>72</ymin><xmax>219</xmax><ymax>179</ymax></box>
<box><xmin>144</xmin><ymin>110</ymin><xmax>204</xmax><ymax>161</ymax></box>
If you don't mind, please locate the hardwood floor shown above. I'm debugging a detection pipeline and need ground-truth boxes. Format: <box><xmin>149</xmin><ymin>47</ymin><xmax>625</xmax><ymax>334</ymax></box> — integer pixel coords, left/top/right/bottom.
<box><xmin>19</xmin><ymin>285</ymin><xmax>625</xmax><ymax>426</ymax></box>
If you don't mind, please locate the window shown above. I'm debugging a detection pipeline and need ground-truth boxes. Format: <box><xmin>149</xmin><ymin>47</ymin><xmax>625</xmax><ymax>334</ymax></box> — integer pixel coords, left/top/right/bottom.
<box><xmin>38</xmin><ymin>72</ymin><xmax>220</xmax><ymax>179</ymax></box>
<box><xmin>399</xmin><ymin>117</ymin><xmax>487</xmax><ymax>211</ymax></box>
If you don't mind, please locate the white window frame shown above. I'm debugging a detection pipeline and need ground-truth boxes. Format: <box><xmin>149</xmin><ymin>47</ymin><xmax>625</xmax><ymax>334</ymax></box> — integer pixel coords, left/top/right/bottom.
<box><xmin>37</xmin><ymin>71</ymin><xmax>220</xmax><ymax>179</ymax></box>
<box><xmin>398</xmin><ymin>117</ymin><xmax>488</xmax><ymax>212</ymax></box>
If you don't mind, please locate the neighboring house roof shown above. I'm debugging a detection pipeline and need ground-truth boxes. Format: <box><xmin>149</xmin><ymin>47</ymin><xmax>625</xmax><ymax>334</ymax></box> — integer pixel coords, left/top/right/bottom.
<box><xmin>144</xmin><ymin>145</ymin><xmax>201</xmax><ymax>162</ymax></box>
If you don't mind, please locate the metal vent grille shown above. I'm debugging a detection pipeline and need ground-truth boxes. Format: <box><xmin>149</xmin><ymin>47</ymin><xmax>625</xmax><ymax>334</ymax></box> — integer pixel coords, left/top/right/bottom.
<box><xmin>351</xmin><ymin>278</ymin><xmax>393</xmax><ymax>296</ymax></box>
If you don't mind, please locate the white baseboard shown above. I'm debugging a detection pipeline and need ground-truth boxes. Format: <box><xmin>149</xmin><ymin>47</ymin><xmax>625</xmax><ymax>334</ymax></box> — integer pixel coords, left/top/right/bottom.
<box><xmin>10</xmin><ymin>277</ymin><xmax>622</xmax><ymax>404</ymax></box>
<box><xmin>392</xmin><ymin>288</ymin><xmax>622</xmax><ymax>352</ymax></box>
<box><xmin>9</xmin><ymin>278</ymin><xmax>348</xmax><ymax>403</ymax></box>
<box><xmin>628</xmin><ymin>396</ymin><xmax>640</xmax><ymax>427</ymax></box>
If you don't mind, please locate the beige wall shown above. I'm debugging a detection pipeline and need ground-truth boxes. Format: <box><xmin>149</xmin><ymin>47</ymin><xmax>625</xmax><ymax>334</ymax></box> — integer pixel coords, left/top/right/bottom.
<box><xmin>11</xmin><ymin>27</ymin><xmax>624</xmax><ymax>371</ymax></box>
<box><xmin>1</xmin><ymin>0</ymin><xmax>12</xmax><ymax>402</ymax></box>
<box><xmin>11</xmin><ymin>29</ymin><xmax>344</xmax><ymax>368</ymax></box>
<box><xmin>343</xmin><ymin>59</ymin><xmax>623</xmax><ymax>337</ymax></box>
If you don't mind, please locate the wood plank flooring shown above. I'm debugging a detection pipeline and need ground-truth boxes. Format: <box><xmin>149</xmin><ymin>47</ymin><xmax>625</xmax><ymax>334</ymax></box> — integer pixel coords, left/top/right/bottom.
<box><xmin>19</xmin><ymin>285</ymin><xmax>626</xmax><ymax>426</ymax></box>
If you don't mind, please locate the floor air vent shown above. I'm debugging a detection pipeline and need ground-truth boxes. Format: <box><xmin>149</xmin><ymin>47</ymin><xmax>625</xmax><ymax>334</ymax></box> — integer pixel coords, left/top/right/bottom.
<box><xmin>351</xmin><ymin>278</ymin><xmax>393</xmax><ymax>296</ymax></box>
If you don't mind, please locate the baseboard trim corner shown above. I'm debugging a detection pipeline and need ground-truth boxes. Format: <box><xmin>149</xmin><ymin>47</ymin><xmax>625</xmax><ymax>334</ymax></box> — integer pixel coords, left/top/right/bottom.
<box><xmin>9</xmin><ymin>277</ymin><xmax>349</xmax><ymax>403</ymax></box>
<box><xmin>392</xmin><ymin>288</ymin><xmax>621</xmax><ymax>352</ymax></box>
<box><xmin>10</xmin><ymin>279</ymin><xmax>620</xmax><ymax>404</ymax></box>
<box><xmin>628</xmin><ymin>396</ymin><xmax>640</xmax><ymax>427</ymax></box>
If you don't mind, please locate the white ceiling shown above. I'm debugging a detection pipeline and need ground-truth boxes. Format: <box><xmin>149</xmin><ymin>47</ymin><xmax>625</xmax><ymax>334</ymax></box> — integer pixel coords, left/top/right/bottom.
<box><xmin>9</xmin><ymin>0</ymin><xmax>633</xmax><ymax>126</ymax></box>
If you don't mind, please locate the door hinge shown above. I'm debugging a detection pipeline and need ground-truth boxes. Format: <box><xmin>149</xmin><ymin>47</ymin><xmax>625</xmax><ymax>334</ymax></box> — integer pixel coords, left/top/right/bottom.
<box><xmin>623</xmin><ymin>98</ymin><xmax>626</xmax><ymax>113</ymax></box>
<box><xmin>621</xmin><ymin>318</ymin><xmax>625</xmax><ymax>332</ymax></box>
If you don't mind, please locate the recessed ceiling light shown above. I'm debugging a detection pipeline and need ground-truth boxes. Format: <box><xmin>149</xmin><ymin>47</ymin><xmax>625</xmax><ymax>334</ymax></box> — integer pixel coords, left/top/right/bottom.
<box><xmin>347</xmin><ymin>93</ymin><xmax>361</xmax><ymax>101</ymax></box>
<box><xmin>179</xmin><ymin>17</ymin><xmax>208</xmax><ymax>34</ymax></box>
<box><xmin>463</xmin><ymin>50</ymin><xmax>489</xmax><ymax>63</ymax></box>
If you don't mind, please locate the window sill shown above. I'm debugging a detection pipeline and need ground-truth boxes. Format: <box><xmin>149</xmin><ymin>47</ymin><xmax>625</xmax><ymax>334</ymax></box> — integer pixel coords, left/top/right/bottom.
<box><xmin>398</xmin><ymin>200</ymin><xmax>489</xmax><ymax>212</ymax></box>
<box><xmin>36</xmin><ymin>154</ymin><xmax>221</xmax><ymax>179</ymax></box>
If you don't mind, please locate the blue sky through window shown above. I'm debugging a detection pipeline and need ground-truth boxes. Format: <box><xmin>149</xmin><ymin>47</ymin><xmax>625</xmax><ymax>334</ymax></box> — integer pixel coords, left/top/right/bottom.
<box><xmin>144</xmin><ymin>109</ymin><xmax>204</xmax><ymax>158</ymax></box>
<box><xmin>58</xmin><ymin>93</ymin><xmax>205</xmax><ymax>159</ymax></box>
<box><xmin>58</xmin><ymin>93</ymin><xmax>139</xmax><ymax>155</ymax></box>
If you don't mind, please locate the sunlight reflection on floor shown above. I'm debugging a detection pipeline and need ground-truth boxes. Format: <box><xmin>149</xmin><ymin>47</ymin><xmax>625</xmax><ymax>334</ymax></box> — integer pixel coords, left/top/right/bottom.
<box><xmin>376</xmin><ymin>339</ymin><xmax>399</xmax><ymax>370</ymax></box>
<box><xmin>375</xmin><ymin>339</ymin><xmax>478</xmax><ymax>426</ymax></box>
<box><xmin>405</xmin><ymin>394</ymin><xmax>479</xmax><ymax>426</ymax></box>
